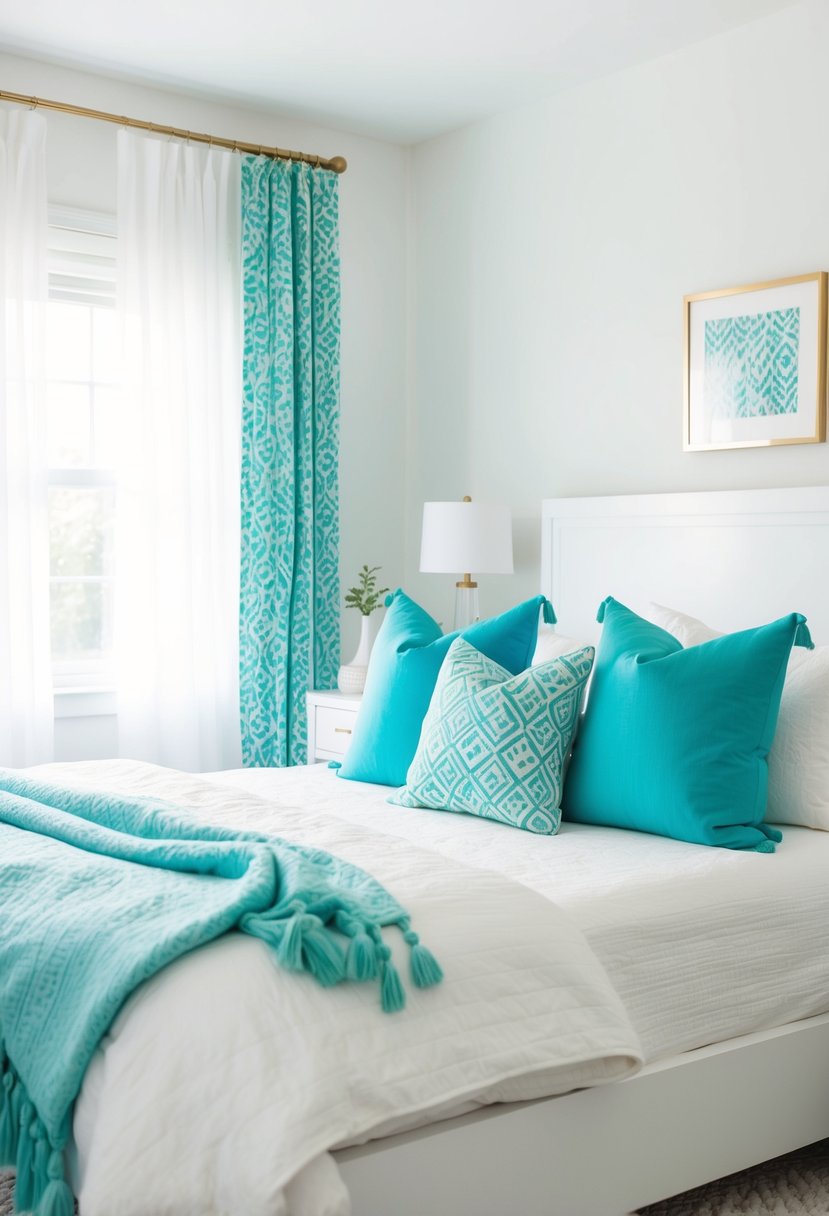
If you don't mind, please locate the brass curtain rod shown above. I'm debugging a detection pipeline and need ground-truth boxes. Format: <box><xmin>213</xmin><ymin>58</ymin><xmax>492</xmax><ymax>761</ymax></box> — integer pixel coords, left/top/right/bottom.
<box><xmin>0</xmin><ymin>89</ymin><xmax>347</xmax><ymax>174</ymax></box>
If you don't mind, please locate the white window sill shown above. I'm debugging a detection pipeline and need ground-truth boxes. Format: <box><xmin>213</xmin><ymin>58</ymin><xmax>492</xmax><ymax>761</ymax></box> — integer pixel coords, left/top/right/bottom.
<box><xmin>54</xmin><ymin>688</ymin><xmax>117</xmax><ymax>719</ymax></box>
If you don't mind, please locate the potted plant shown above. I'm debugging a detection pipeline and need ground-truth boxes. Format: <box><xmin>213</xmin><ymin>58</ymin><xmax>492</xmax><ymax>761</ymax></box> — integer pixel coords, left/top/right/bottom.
<box><xmin>338</xmin><ymin>566</ymin><xmax>389</xmax><ymax>694</ymax></box>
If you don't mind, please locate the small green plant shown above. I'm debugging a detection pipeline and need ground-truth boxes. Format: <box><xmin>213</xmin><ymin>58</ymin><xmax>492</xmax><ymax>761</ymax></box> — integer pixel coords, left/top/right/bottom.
<box><xmin>345</xmin><ymin>565</ymin><xmax>389</xmax><ymax>616</ymax></box>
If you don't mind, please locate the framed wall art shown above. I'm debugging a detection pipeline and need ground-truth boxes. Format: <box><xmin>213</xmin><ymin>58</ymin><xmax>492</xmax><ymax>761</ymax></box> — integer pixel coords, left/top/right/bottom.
<box><xmin>684</xmin><ymin>272</ymin><xmax>827</xmax><ymax>451</ymax></box>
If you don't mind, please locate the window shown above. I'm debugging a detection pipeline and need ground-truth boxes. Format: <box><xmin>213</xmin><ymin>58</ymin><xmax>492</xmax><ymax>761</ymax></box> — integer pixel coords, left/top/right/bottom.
<box><xmin>46</xmin><ymin>209</ymin><xmax>118</xmax><ymax>691</ymax></box>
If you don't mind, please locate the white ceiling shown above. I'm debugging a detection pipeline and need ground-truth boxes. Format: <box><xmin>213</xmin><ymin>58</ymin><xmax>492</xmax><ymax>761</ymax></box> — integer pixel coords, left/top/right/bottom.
<box><xmin>0</xmin><ymin>0</ymin><xmax>800</xmax><ymax>143</ymax></box>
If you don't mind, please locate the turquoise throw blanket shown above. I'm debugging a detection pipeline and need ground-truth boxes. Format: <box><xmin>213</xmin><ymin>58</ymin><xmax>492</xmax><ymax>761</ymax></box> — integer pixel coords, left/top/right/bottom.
<box><xmin>0</xmin><ymin>771</ymin><xmax>442</xmax><ymax>1216</ymax></box>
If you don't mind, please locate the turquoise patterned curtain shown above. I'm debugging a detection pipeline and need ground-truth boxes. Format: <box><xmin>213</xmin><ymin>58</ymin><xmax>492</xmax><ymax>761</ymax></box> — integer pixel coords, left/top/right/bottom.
<box><xmin>239</xmin><ymin>157</ymin><xmax>341</xmax><ymax>766</ymax></box>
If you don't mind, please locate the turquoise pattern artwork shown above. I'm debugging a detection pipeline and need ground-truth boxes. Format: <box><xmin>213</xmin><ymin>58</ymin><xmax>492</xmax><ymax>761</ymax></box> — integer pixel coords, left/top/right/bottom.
<box><xmin>240</xmin><ymin>157</ymin><xmax>341</xmax><ymax>767</ymax></box>
<box><xmin>704</xmin><ymin>308</ymin><xmax>799</xmax><ymax>418</ymax></box>
<box><xmin>391</xmin><ymin>638</ymin><xmax>595</xmax><ymax>835</ymax></box>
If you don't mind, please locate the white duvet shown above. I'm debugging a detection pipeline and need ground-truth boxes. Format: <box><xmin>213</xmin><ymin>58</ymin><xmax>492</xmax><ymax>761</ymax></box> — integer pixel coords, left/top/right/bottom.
<box><xmin>29</xmin><ymin>760</ymin><xmax>643</xmax><ymax>1216</ymax></box>
<box><xmin>228</xmin><ymin>761</ymin><xmax>829</xmax><ymax>1065</ymax></box>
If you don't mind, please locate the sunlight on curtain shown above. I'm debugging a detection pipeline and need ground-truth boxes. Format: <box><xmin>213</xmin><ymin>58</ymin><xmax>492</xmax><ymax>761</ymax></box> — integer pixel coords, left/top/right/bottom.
<box><xmin>0</xmin><ymin>110</ymin><xmax>53</xmax><ymax>765</ymax></box>
<box><xmin>239</xmin><ymin>157</ymin><xmax>341</xmax><ymax>767</ymax></box>
<box><xmin>116</xmin><ymin>131</ymin><xmax>242</xmax><ymax>771</ymax></box>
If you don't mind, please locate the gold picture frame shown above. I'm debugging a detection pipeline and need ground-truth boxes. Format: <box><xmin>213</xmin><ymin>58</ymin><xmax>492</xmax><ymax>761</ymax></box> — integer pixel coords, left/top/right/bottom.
<box><xmin>683</xmin><ymin>271</ymin><xmax>827</xmax><ymax>451</ymax></box>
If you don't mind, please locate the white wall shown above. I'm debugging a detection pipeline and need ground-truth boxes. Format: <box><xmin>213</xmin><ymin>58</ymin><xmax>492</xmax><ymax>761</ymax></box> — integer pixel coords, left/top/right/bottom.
<box><xmin>0</xmin><ymin>52</ymin><xmax>409</xmax><ymax>758</ymax></box>
<box><xmin>9</xmin><ymin>0</ymin><xmax>829</xmax><ymax>757</ymax></box>
<box><xmin>408</xmin><ymin>0</ymin><xmax>829</xmax><ymax>617</ymax></box>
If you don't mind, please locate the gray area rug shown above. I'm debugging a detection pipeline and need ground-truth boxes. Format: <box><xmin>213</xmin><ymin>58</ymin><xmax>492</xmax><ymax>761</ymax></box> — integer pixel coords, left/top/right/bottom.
<box><xmin>0</xmin><ymin>1172</ymin><xmax>78</xmax><ymax>1216</ymax></box>
<box><xmin>1</xmin><ymin>1139</ymin><xmax>828</xmax><ymax>1214</ymax></box>
<box><xmin>638</xmin><ymin>1139</ymin><xmax>829</xmax><ymax>1216</ymax></box>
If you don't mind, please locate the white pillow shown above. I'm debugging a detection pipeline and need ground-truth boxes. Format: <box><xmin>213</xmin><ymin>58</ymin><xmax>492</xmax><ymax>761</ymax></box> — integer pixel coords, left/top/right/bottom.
<box><xmin>532</xmin><ymin>624</ymin><xmax>591</xmax><ymax>665</ymax></box>
<box><xmin>648</xmin><ymin>603</ymin><xmax>829</xmax><ymax>831</ymax></box>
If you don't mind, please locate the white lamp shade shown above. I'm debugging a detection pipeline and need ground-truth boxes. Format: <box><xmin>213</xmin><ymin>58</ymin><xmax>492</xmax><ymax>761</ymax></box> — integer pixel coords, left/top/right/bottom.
<box><xmin>419</xmin><ymin>500</ymin><xmax>514</xmax><ymax>575</ymax></box>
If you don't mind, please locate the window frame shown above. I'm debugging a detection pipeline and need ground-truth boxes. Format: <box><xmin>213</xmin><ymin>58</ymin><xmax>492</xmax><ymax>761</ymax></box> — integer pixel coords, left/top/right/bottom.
<box><xmin>46</xmin><ymin>206</ymin><xmax>118</xmax><ymax>700</ymax></box>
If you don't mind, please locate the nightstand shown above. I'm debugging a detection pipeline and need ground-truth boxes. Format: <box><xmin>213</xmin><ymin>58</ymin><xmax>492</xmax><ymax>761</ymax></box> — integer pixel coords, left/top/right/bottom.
<box><xmin>306</xmin><ymin>690</ymin><xmax>362</xmax><ymax>764</ymax></box>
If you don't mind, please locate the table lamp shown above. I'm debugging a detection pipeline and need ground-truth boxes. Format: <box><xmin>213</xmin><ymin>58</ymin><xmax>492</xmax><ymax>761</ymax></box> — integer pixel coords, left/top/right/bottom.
<box><xmin>419</xmin><ymin>496</ymin><xmax>514</xmax><ymax>630</ymax></box>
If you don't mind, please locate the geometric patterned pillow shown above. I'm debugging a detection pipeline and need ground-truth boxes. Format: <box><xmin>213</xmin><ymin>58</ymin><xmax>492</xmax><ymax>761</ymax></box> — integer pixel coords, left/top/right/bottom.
<box><xmin>389</xmin><ymin>637</ymin><xmax>595</xmax><ymax>834</ymax></box>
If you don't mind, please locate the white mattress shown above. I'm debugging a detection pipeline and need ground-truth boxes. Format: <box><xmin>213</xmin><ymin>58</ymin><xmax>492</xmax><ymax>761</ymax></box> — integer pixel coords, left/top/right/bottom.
<box><xmin>208</xmin><ymin>763</ymin><xmax>829</xmax><ymax>1063</ymax></box>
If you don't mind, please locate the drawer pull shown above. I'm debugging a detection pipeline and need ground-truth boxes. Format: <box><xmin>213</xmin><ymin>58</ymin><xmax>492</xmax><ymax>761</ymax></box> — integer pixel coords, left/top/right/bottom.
<box><xmin>334</xmin><ymin>727</ymin><xmax>352</xmax><ymax>735</ymax></box>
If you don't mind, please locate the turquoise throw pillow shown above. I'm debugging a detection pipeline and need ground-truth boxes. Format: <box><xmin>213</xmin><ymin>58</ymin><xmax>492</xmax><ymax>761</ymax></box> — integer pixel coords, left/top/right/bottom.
<box><xmin>561</xmin><ymin>598</ymin><xmax>813</xmax><ymax>851</ymax></box>
<box><xmin>337</xmin><ymin>591</ymin><xmax>554</xmax><ymax>787</ymax></box>
<box><xmin>391</xmin><ymin>637</ymin><xmax>595</xmax><ymax>834</ymax></box>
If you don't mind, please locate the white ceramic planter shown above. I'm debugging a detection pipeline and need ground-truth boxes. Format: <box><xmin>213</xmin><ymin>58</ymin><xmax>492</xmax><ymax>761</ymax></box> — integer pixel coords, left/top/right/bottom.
<box><xmin>338</xmin><ymin>612</ymin><xmax>380</xmax><ymax>694</ymax></box>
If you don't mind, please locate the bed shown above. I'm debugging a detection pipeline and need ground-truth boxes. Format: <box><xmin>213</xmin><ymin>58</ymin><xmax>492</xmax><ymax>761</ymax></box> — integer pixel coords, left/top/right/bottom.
<box><xmin>337</xmin><ymin>484</ymin><xmax>829</xmax><ymax>1216</ymax></box>
<box><xmin>8</xmin><ymin>484</ymin><xmax>829</xmax><ymax>1216</ymax></box>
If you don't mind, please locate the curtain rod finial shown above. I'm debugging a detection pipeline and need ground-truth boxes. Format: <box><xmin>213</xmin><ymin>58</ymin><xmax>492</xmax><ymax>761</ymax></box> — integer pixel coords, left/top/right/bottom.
<box><xmin>329</xmin><ymin>156</ymin><xmax>347</xmax><ymax>174</ymax></box>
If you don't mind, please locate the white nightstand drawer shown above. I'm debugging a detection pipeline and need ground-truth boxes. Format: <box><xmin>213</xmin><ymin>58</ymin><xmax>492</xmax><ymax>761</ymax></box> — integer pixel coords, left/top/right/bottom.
<box><xmin>315</xmin><ymin>705</ymin><xmax>357</xmax><ymax>755</ymax></box>
<box><xmin>306</xmin><ymin>690</ymin><xmax>362</xmax><ymax>763</ymax></box>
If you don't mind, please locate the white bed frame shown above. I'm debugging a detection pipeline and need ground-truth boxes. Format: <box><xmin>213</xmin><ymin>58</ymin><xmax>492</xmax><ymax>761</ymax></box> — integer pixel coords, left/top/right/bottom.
<box><xmin>337</xmin><ymin>486</ymin><xmax>829</xmax><ymax>1216</ymax></box>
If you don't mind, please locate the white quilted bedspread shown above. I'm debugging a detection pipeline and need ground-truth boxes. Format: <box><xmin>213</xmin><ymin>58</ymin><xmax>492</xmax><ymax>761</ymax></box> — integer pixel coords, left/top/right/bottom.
<box><xmin>28</xmin><ymin>761</ymin><xmax>642</xmax><ymax>1216</ymax></box>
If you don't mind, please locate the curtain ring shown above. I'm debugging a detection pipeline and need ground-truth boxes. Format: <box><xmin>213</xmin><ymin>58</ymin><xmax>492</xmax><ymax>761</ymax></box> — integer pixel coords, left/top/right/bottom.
<box><xmin>29</xmin><ymin>96</ymin><xmax>38</xmax><ymax>110</ymax></box>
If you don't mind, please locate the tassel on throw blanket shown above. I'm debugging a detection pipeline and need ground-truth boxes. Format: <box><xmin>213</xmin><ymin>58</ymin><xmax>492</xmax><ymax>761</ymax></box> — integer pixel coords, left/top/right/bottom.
<box><xmin>0</xmin><ymin>771</ymin><xmax>442</xmax><ymax>1216</ymax></box>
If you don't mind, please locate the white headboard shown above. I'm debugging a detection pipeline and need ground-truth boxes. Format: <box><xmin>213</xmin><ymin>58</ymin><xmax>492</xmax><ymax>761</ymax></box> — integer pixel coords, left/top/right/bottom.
<box><xmin>541</xmin><ymin>486</ymin><xmax>829</xmax><ymax>644</ymax></box>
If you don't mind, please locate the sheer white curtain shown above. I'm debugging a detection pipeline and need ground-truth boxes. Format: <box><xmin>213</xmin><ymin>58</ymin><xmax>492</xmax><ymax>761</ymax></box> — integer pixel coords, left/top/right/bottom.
<box><xmin>0</xmin><ymin>110</ymin><xmax>53</xmax><ymax>766</ymax></box>
<box><xmin>116</xmin><ymin>131</ymin><xmax>242</xmax><ymax>771</ymax></box>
